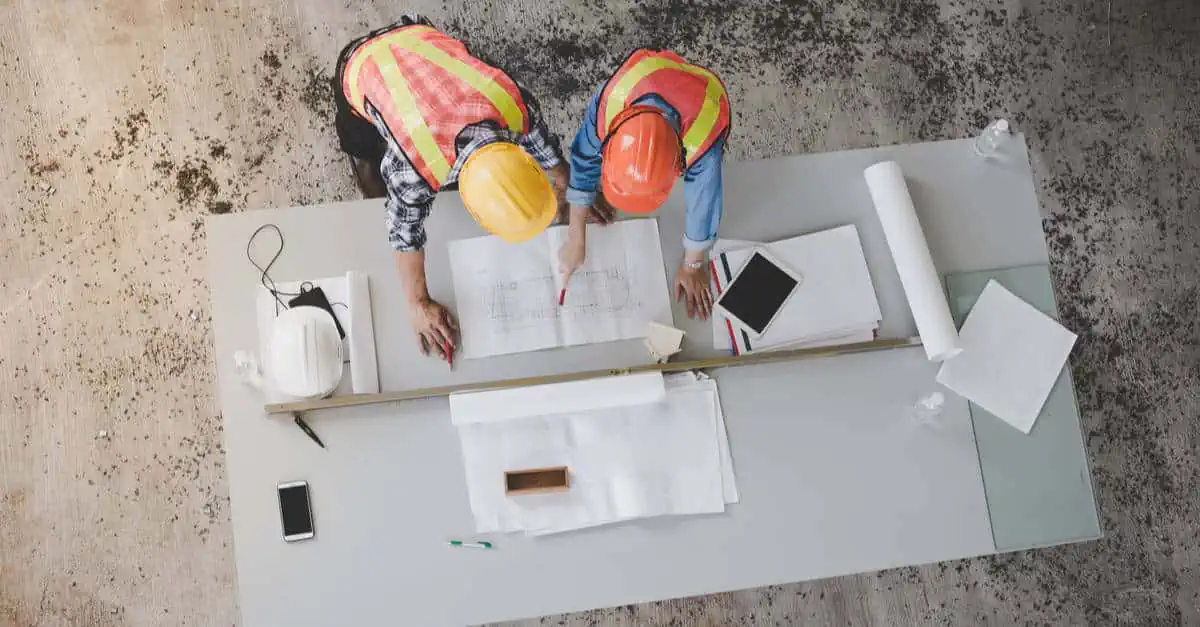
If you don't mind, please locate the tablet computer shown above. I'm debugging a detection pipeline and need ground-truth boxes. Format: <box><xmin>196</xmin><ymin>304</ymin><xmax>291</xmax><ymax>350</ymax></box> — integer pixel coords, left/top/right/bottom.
<box><xmin>713</xmin><ymin>248</ymin><xmax>802</xmax><ymax>338</ymax></box>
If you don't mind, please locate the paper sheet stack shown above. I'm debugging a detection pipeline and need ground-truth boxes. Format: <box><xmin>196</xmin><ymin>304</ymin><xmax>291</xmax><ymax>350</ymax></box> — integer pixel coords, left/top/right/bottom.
<box><xmin>710</xmin><ymin>225</ymin><xmax>883</xmax><ymax>355</ymax></box>
<box><xmin>450</xmin><ymin>372</ymin><xmax>738</xmax><ymax>536</ymax></box>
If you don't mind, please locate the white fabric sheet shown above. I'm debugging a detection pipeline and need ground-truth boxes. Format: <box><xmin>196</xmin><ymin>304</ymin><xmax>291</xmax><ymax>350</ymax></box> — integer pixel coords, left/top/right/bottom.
<box><xmin>667</xmin><ymin>372</ymin><xmax>739</xmax><ymax>505</ymax></box>
<box><xmin>449</xmin><ymin>372</ymin><xmax>666</xmax><ymax>424</ymax></box>
<box><xmin>449</xmin><ymin>219</ymin><xmax>673</xmax><ymax>359</ymax></box>
<box><xmin>457</xmin><ymin>389</ymin><xmax>725</xmax><ymax>534</ymax></box>
<box><xmin>452</xmin><ymin>372</ymin><xmax>737</xmax><ymax>536</ymax></box>
<box><xmin>527</xmin><ymin>373</ymin><xmax>739</xmax><ymax>536</ymax></box>
<box><xmin>936</xmin><ymin>280</ymin><xmax>1077</xmax><ymax>434</ymax></box>
<box><xmin>863</xmin><ymin>161</ymin><xmax>961</xmax><ymax>361</ymax></box>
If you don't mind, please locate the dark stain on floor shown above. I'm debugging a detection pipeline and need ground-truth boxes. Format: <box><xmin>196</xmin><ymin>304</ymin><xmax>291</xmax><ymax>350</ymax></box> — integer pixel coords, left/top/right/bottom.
<box><xmin>174</xmin><ymin>161</ymin><xmax>219</xmax><ymax>206</ymax></box>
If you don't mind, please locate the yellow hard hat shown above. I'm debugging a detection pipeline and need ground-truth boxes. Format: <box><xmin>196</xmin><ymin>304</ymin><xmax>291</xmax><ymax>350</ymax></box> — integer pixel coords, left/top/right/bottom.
<box><xmin>459</xmin><ymin>142</ymin><xmax>556</xmax><ymax>243</ymax></box>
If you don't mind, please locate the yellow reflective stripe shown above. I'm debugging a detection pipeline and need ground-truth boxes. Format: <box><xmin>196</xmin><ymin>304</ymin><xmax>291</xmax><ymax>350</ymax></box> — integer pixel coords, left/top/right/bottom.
<box><xmin>602</xmin><ymin>56</ymin><xmax>725</xmax><ymax>159</ymax></box>
<box><xmin>391</xmin><ymin>32</ymin><xmax>525</xmax><ymax>133</ymax></box>
<box><xmin>345</xmin><ymin>35</ymin><xmax>451</xmax><ymax>183</ymax></box>
<box><xmin>344</xmin><ymin>26</ymin><xmax>436</xmax><ymax>113</ymax></box>
<box><xmin>681</xmin><ymin>76</ymin><xmax>724</xmax><ymax>160</ymax></box>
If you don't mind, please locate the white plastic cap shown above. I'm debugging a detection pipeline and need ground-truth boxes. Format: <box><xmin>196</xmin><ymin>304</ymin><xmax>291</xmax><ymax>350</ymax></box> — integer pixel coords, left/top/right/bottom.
<box><xmin>269</xmin><ymin>306</ymin><xmax>344</xmax><ymax>399</ymax></box>
<box><xmin>995</xmin><ymin>119</ymin><xmax>1010</xmax><ymax>132</ymax></box>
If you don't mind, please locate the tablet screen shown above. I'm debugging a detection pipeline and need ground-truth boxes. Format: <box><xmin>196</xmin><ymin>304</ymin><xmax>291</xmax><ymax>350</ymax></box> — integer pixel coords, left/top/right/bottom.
<box><xmin>716</xmin><ymin>252</ymin><xmax>799</xmax><ymax>334</ymax></box>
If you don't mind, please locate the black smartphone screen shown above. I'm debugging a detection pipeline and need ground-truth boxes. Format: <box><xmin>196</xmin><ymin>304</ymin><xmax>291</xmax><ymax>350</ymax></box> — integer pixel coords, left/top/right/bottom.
<box><xmin>717</xmin><ymin>252</ymin><xmax>799</xmax><ymax>334</ymax></box>
<box><xmin>279</xmin><ymin>483</ymin><xmax>314</xmax><ymax>538</ymax></box>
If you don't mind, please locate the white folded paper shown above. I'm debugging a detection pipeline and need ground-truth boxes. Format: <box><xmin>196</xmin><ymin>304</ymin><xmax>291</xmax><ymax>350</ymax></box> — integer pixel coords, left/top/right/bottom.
<box><xmin>936</xmin><ymin>281</ymin><xmax>1077</xmax><ymax>434</ymax></box>
<box><xmin>667</xmin><ymin>372</ymin><xmax>739</xmax><ymax>505</ymax></box>
<box><xmin>863</xmin><ymin>161</ymin><xmax>961</xmax><ymax>361</ymax></box>
<box><xmin>645</xmin><ymin>321</ymin><xmax>685</xmax><ymax>363</ymax></box>
<box><xmin>451</xmin><ymin>371</ymin><xmax>737</xmax><ymax>536</ymax></box>
<box><xmin>527</xmin><ymin>373</ymin><xmax>739</xmax><ymax>536</ymax></box>
<box><xmin>346</xmin><ymin>271</ymin><xmax>380</xmax><ymax>394</ymax></box>
<box><xmin>449</xmin><ymin>372</ymin><xmax>666</xmax><ymax>425</ymax></box>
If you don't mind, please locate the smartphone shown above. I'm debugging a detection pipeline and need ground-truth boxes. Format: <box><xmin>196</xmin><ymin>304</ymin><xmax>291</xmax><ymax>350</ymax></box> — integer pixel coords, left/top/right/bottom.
<box><xmin>278</xmin><ymin>481</ymin><xmax>315</xmax><ymax>542</ymax></box>
<box><xmin>712</xmin><ymin>248</ymin><xmax>802</xmax><ymax>338</ymax></box>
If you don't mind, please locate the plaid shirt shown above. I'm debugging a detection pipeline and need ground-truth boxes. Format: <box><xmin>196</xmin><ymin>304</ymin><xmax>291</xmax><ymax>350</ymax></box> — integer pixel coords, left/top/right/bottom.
<box><xmin>364</xmin><ymin>90</ymin><xmax>563</xmax><ymax>253</ymax></box>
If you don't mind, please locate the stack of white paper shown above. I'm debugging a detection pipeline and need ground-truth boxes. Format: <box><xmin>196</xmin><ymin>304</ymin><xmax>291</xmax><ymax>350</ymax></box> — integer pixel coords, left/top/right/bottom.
<box><xmin>710</xmin><ymin>225</ymin><xmax>882</xmax><ymax>354</ymax></box>
<box><xmin>451</xmin><ymin>372</ymin><xmax>738</xmax><ymax>536</ymax></box>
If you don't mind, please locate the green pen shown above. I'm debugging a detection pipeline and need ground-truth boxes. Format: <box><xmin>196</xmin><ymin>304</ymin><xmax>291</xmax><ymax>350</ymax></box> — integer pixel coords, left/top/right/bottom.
<box><xmin>448</xmin><ymin>540</ymin><xmax>493</xmax><ymax>549</ymax></box>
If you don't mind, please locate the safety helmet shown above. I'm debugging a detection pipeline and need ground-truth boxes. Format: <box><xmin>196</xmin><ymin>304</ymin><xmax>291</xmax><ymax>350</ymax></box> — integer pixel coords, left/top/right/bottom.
<box><xmin>459</xmin><ymin>142</ymin><xmax>557</xmax><ymax>243</ymax></box>
<box><xmin>600</xmin><ymin>105</ymin><xmax>683</xmax><ymax>214</ymax></box>
<box><xmin>269</xmin><ymin>306</ymin><xmax>344</xmax><ymax>400</ymax></box>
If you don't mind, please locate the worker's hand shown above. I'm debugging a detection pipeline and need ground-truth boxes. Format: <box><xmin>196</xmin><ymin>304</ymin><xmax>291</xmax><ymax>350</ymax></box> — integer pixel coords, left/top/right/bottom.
<box><xmin>674</xmin><ymin>264</ymin><xmax>713</xmax><ymax>320</ymax></box>
<box><xmin>548</xmin><ymin>163</ymin><xmax>569</xmax><ymax>193</ymax></box>
<box><xmin>410</xmin><ymin>298</ymin><xmax>459</xmax><ymax>358</ymax></box>
<box><xmin>589</xmin><ymin>193</ymin><xmax>616</xmax><ymax>225</ymax></box>
<box><xmin>558</xmin><ymin>231</ymin><xmax>587</xmax><ymax>289</ymax></box>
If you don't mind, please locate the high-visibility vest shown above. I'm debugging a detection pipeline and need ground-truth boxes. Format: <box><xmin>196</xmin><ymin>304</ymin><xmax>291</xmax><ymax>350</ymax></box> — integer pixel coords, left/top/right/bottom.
<box><xmin>596</xmin><ymin>49</ymin><xmax>731</xmax><ymax>167</ymax></box>
<box><xmin>341</xmin><ymin>25</ymin><xmax>530</xmax><ymax>190</ymax></box>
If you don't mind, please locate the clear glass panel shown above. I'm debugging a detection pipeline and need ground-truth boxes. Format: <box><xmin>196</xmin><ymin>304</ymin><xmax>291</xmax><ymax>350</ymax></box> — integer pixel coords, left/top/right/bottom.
<box><xmin>945</xmin><ymin>264</ymin><xmax>1102</xmax><ymax>551</ymax></box>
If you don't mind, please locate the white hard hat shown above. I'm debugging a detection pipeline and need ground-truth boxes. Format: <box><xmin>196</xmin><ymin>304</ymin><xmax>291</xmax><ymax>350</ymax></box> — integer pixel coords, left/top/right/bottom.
<box><xmin>269</xmin><ymin>306</ymin><xmax>344</xmax><ymax>399</ymax></box>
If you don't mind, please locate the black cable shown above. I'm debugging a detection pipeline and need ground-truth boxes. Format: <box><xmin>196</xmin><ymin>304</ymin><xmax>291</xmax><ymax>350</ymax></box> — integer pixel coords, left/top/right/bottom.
<box><xmin>247</xmin><ymin>224</ymin><xmax>351</xmax><ymax>316</ymax></box>
<box><xmin>247</xmin><ymin>224</ymin><xmax>303</xmax><ymax>315</ymax></box>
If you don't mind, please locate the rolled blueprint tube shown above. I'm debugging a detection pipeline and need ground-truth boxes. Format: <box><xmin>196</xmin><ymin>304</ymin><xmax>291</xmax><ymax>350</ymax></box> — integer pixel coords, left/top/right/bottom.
<box><xmin>863</xmin><ymin>161</ymin><xmax>962</xmax><ymax>361</ymax></box>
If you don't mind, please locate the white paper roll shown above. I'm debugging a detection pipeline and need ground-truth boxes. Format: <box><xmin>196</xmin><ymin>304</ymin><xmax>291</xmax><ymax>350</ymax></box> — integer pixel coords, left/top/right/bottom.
<box><xmin>863</xmin><ymin>161</ymin><xmax>961</xmax><ymax>361</ymax></box>
<box><xmin>346</xmin><ymin>271</ymin><xmax>381</xmax><ymax>394</ymax></box>
<box><xmin>448</xmin><ymin>372</ymin><xmax>666</xmax><ymax>425</ymax></box>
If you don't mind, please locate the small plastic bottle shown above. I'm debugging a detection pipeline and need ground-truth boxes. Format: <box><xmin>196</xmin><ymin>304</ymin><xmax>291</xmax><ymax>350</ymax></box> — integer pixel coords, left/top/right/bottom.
<box><xmin>973</xmin><ymin>119</ymin><xmax>1011</xmax><ymax>157</ymax></box>
<box><xmin>906</xmin><ymin>391</ymin><xmax>946</xmax><ymax>428</ymax></box>
<box><xmin>233</xmin><ymin>350</ymin><xmax>266</xmax><ymax>390</ymax></box>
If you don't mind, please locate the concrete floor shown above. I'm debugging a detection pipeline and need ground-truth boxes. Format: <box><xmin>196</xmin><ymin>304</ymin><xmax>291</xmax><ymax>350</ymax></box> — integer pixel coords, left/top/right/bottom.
<box><xmin>1</xmin><ymin>0</ymin><xmax>1197</xmax><ymax>625</ymax></box>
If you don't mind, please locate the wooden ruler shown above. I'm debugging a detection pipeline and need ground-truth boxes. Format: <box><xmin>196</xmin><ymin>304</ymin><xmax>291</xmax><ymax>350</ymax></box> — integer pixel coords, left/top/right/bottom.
<box><xmin>265</xmin><ymin>336</ymin><xmax>922</xmax><ymax>415</ymax></box>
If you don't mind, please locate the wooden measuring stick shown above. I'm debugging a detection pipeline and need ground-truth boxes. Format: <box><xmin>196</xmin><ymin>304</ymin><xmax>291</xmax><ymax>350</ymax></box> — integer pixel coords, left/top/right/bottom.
<box><xmin>266</xmin><ymin>336</ymin><xmax>922</xmax><ymax>416</ymax></box>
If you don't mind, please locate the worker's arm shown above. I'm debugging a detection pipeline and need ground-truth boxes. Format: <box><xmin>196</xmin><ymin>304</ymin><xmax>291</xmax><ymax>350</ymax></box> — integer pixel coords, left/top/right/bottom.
<box><xmin>564</xmin><ymin>88</ymin><xmax>614</xmax><ymax>224</ymax></box>
<box><xmin>558</xmin><ymin>89</ymin><xmax>617</xmax><ymax>287</ymax></box>
<box><xmin>393</xmin><ymin>250</ymin><xmax>457</xmax><ymax>358</ymax></box>
<box><xmin>383</xmin><ymin>154</ymin><xmax>458</xmax><ymax>358</ymax></box>
<box><xmin>674</xmin><ymin>135</ymin><xmax>727</xmax><ymax>320</ymax></box>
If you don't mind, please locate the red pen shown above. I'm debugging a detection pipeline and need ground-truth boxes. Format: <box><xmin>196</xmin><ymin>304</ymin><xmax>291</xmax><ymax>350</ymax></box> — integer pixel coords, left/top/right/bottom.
<box><xmin>558</xmin><ymin>288</ymin><xmax>566</xmax><ymax>306</ymax></box>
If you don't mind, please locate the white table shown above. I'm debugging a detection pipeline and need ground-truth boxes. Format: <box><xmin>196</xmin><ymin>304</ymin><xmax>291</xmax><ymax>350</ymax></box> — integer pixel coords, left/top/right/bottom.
<box><xmin>207</xmin><ymin>137</ymin><xmax>1099</xmax><ymax>626</ymax></box>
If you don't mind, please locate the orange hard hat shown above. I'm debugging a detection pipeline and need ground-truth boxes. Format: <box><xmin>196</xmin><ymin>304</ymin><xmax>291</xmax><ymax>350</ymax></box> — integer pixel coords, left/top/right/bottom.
<box><xmin>600</xmin><ymin>106</ymin><xmax>682</xmax><ymax>214</ymax></box>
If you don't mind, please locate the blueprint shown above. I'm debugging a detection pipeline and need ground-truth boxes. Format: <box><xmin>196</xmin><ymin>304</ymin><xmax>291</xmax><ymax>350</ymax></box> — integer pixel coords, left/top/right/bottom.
<box><xmin>449</xmin><ymin>219</ymin><xmax>673</xmax><ymax>359</ymax></box>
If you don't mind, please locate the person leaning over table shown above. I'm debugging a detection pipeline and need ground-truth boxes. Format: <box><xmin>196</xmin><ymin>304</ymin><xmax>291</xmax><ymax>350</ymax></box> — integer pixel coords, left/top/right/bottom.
<box><xmin>333</xmin><ymin>16</ymin><xmax>604</xmax><ymax>358</ymax></box>
<box><xmin>558</xmin><ymin>48</ymin><xmax>732</xmax><ymax>320</ymax></box>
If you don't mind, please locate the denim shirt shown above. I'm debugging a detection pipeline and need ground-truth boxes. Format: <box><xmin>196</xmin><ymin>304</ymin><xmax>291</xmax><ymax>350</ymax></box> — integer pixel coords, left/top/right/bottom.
<box><xmin>566</xmin><ymin>89</ymin><xmax>725</xmax><ymax>251</ymax></box>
